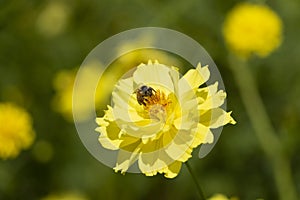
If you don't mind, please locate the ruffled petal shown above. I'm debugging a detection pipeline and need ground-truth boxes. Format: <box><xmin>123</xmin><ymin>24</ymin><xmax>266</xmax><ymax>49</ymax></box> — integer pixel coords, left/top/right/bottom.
<box><xmin>114</xmin><ymin>135</ymin><xmax>141</xmax><ymax>173</ymax></box>
<box><xmin>198</xmin><ymin>91</ymin><xmax>227</xmax><ymax>110</ymax></box>
<box><xmin>95</xmin><ymin>106</ymin><xmax>122</xmax><ymax>150</ymax></box>
<box><xmin>95</xmin><ymin>121</ymin><xmax>122</xmax><ymax>150</ymax></box>
<box><xmin>178</xmin><ymin>63</ymin><xmax>210</xmax><ymax>96</ymax></box>
<box><xmin>168</xmin><ymin>66</ymin><xmax>180</xmax><ymax>95</ymax></box>
<box><xmin>163</xmin><ymin>127</ymin><xmax>193</xmax><ymax>162</ymax></box>
<box><xmin>138</xmin><ymin>143</ymin><xmax>182</xmax><ymax>178</ymax></box>
<box><xmin>112</xmin><ymin>104</ymin><xmax>144</xmax><ymax>122</ymax></box>
<box><xmin>200</xmin><ymin>108</ymin><xmax>236</xmax><ymax>128</ymax></box>
<box><xmin>133</xmin><ymin>61</ymin><xmax>175</xmax><ymax>93</ymax></box>
<box><xmin>163</xmin><ymin>161</ymin><xmax>182</xmax><ymax>178</ymax></box>
<box><xmin>197</xmin><ymin>82</ymin><xmax>226</xmax><ymax>110</ymax></box>
<box><xmin>120</xmin><ymin>119</ymin><xmax>164</xmax><ymax>142</ymax></box>
<box><xmin>114</xmin><ymin>149</ymin><xmax>139</xmax><ymax>174</ymax></box>
<box><xmin>138</xmin><ymin>140</ymin><xmax>173</xmax><ymax>176</ymax></box>
<box><xmin>174</xmin><ymin>93</ymin><xmax>199</xmax><ymax>130</ymax></box>
<box><xmin>112</xmin><ymin>77</ymin><xmax>134</xmax><ymax>108</ymax></box>
<box><xmin>112</xmin><ymin>77</ymin><xmax>146</xmax><ymax>122</ymax></box>
<box><xmin>191</xmin><ymin>123</ymin><xmax>214</xmax><ymax>146</ymax></box>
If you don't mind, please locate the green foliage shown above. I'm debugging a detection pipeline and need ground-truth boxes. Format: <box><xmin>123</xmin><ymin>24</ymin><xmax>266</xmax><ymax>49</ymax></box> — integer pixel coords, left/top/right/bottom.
<box><xmin>0</xmin><ymin>0</ymin><xmax>300</xmax><ymax>199</ymax></box>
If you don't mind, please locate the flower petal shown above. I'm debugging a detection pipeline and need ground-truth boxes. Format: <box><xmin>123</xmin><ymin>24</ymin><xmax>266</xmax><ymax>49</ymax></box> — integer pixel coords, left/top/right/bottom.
<box><xmin>96</xmin><ymin>121</ymin><xmax>122</xmax><ymax>150</ymax></box>
<box><xmin>163</xmin><ymin>127</ymin><xmax>193</xmax><ymax>162</ymax></box>
<box><xmin>178</xmin><ymin>63</ymin><xmax>210</xmax><ymax>96</ymax></box>
<box><xmin>114</xmin><ymin>149</ymin><xmax>139</xmax><ymax>174</ymax></box>
<box><xmin>95</xmin><ymin>106</ymin><xmax>122</xmax><ymax>150</ymax></box>
<box><xmin>192</xmin><ymin>123</ymin><xmax>214</xmax><ymax>145</ymax></box>
<box><xmin>168</xmin><ymin>66</ymin><xmax>180</xmax><ymax>95</ymax></box>
<box><xmin>120</xmin><ymin>119</ymin><xmax>164</xmax><ymax>142</ymax></box>
<box><xmin>133</xmin><ymin>61</ymin><xmax>175</xmax><ymax>93</ymax></box>
<box><xmin>163</xmin><ymin>161</ymin><xmax>182</xmax><ymax>178</ymax></box>
<box><xmin>198</xmin><ymin>93</ymin><xmax>227</xmax><ymax>111</ymax></box>
<box><xmin>114</xmin><ymin>136</ymin><xmax>141</xmax><ymax>173</ymax></box>
<box><xmin>138</xmin><ymin>140</ymin><xmax>174</xmax><ymax>176</ymax></box>
<box><xmin>197</xmin><ymin>82</ymin><xmax>226</xmax><ymax>110</ymax></box>
<box><xmin>200</xmin><ymin>108</ymin><xmax>236</xmax><ymax>128</ymax></box>
<box><xmin>111</xmin><ymin>77</ymin><xmax>137</xmax><ymax>114</ymax></box>
<box><xmin>112</xmin><ymin>104</ymin><xmax>144</xmax><ymax>122</ymax></box>
<box><xmin>174</xmin><ymin>94</ymin><xmax>199</xmax><ymax>130</ymax></box>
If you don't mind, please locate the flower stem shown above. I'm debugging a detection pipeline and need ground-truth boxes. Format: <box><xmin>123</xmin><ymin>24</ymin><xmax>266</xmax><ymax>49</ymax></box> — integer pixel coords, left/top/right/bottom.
<box><xmin>185</xmin><ymin>161</ymin><xmax>206</xmax><ymax>200</ymax></box>
<box><xmin>228</xmin><ymin>55</ymin><xmax>298</xmax><ymax>200</ymax></box>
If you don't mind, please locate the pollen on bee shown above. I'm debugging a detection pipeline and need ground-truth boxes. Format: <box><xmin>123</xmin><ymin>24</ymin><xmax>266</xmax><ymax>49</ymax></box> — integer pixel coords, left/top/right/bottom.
<box><xmin>143</xmin><ymin>89</ymin><xmax>171</xmax><ymax>122</ymax></box>
<box><xmin>143</xmin><ymin>89</ymin><xmax>170</xmax><ymax>109</ymax></box>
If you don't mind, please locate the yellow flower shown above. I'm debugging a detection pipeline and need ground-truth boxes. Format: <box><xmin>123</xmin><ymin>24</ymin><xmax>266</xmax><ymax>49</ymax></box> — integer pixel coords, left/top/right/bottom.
<box><xmin>208</xmin><ymin>194</ymin><xmax>239</xmax><ymax>200</ymax></box>
<box><xmin>208</xmin><ymin>194</ymin><xmax>229</xmax><ymax>200</ymax></box>
<box><xmin>53</xmin><ymin>62</ymin><xmax>107</xmax><ymax>122</ymax></box>
<box><xmin>0</xmin><ymin>103</ymin><xmax>35</xmax><ymax>159</ymax></box>
<box><xmin>52</xmin><ymin>69</ymin><xmax>75</xmax><ymax>121</ymax></box>
<box><xmin>41</xmin><ymin>192</ymin><xmax>88</xmax><ymax>200</ymax></box>
<box><xmin>223</xmin><ymin>3</ymin><xmax>283</xmax><ymax>58</ymax></box>
<box><xmin>96</xmin><ymin>61</ymin><xmax>236</xmax><ymax>178</ymax></box>
<box><xmin>36</xmin><ymin>1</ymin><xmax>70</xmax><ymax>37</ymax></box>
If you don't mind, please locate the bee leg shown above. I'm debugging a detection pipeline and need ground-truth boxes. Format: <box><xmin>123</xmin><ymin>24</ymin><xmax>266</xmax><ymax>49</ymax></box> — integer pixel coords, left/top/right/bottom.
<box><xmin>151</xmin><ymin>88</ymin><xmax>156</xmax><ymax>95</ymax></box>
<box><xmin>142</xmin><ymin>101</ymin><xmax>147</xmax><ymax>106</ymax></box>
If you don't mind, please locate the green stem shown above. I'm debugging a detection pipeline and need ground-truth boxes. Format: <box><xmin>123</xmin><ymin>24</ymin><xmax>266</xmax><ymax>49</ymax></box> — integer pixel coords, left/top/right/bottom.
<box><xmin>185</xmin><ymin>161</ymin><xmax>206</xmax><ymax>200</ymax></box>
<box><xmin>228</xmin><ymin>55</ymin><xmax>298</xmax><ymax>200</ymax></box>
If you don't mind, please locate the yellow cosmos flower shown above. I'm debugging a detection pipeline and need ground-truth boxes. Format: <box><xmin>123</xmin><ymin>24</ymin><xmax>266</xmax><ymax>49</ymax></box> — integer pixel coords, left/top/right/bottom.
<box><xmin>36</xmin><ymin>1</ymin><xmax>70</xmax><ymax>37</ymax></box>
<box><xmin>116</xmin><ymin>34</ymin><xmax>181</xmax><ymax>68</ymax></box>
<box><xmin>96</xmin><ymin>61</ymin><xmax>236</xmax><ymax>178</ymax></box>
<box><xmin>53</xmin><ymin>62</ymin><xmax>106</xmax><ymax>122</ymax></box>
<box><xmin>223</xmin><ymin>3</ymin><xmax>283</xmax><ymax>58</ymax></box>
<box><xmin>41</xmin><ymin>192</ymin><xmax>88</xmax><ymax>200</ymax></box>
<box><xmin>208</xmin><ymin>194</ymin><xmax>229</xmax><ymax>200</ymax></box>
<box><xmin>0</xmin><ymin>103</ymin><xmax>35</xmax><ymax>159</ymax></box>
<box><xmin>52</xmin><ymin>69</ymin><xmax>76</xmax><ymax>121</ymax></box>
<box><xmin>208</xmin><ymin>194</ymin><xmax>239</xmax><ymax>200</ymax></box>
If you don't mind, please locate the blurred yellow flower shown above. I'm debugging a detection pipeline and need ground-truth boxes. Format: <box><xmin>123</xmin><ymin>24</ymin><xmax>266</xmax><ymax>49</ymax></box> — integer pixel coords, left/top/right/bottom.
<box><xmin>208</xmin><ymin>193</ymin><xmax>239</xmax><ymax>200</ymax></box>
<box><xmin>96</xmin><ymin>61</ymin><xmax>235</xmax><ymax>178</ymax></box>
<box><xmin>52</xmin><ymin>68</ymin><xmax>77</xmax><ymax>121</ymax></box>
<box><xmin>36</xmin><ymin>1</ymin><xmax>70</xmax><ymax>37</ymax></box>
<box><xmin>41</xmin><ymin>192</ymin><xmax>88</xmax><ymax>200</ymax></box>
<box><xmin>116</xmin><ymin>36</ymin><xmax>181</xmax><ymax>69</ymax></box>
<box><xmin>223</xmin><ymin>3</ymin><xmax>283</xmax><ymax>58</ymax></box>
<box><xmin>208</xmin><ymin>194</ymin><xmax>229</xmax><ymax>200</ymax></box>
<box><xmin>53</xmin><ymin>61</ymin><xmax>107</xmax><ymax>122</ymax></box>
<box><xmin>0</xmin><ymin>103</ymin><xmax>35</xmax><ymax>159</ymax></box>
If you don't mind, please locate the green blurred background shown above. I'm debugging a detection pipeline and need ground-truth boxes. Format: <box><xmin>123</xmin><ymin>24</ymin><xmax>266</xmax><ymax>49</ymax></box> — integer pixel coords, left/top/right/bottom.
<box><xmin>1</xmin><ymin>0</ymin><xmax>300</xmax><ymax>199</ymax></box>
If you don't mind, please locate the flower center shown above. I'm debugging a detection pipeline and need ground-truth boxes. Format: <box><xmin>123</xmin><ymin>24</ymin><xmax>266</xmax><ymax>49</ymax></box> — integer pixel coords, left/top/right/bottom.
<box><xmin>143</xmin><ymin>89</ymin><xmax>171</xmax><ymax>122</ymax></box>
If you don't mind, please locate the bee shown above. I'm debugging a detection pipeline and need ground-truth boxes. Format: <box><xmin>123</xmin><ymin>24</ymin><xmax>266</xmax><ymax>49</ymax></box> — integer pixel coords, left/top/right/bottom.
<box><xmin>134</xmin><ymin>85</ymin><xmax>156</xmax><ymax>106</ymax></box>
